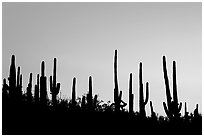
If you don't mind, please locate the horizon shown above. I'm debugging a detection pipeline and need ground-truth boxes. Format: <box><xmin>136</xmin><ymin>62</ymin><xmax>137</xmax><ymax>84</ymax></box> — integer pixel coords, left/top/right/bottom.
<box><xmin>2</xmin><ymin>2</ymin><xmax>202</xmax><ymax>116</ymax></box>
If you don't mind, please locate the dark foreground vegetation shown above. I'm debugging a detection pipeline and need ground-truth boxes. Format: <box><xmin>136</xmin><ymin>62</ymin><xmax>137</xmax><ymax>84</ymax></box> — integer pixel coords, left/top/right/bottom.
<box><xmin>2</xmin><ymin>50</ymin><xmax>202</xmax><ymax>135</ymax></box>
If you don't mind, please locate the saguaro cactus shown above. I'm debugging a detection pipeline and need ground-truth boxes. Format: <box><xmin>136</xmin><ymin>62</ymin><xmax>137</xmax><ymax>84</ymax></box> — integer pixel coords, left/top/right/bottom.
<box><xmin>162</xmin><ymin>56</ymin><xmax>182</xmax><ymax>120</ymax></box>
<box><xmin>50</xmin><ymin>58</ymin><xmax>60</xmax><ymax>106</ymax></box>
<box><xmin>34</xmin><ymin>74</ymin><xmax>40</xmax><ymax>103</ymax></box>
<box><xmin>40</xmin><ymin>61</ymin><xmax>47</xmax><ymax>105</ymax></box>
<box><xmin>71</xmin><ymin>77</ymin><xmax>76</xmax><ymax>107</ymax></box>
<box><xmin>26</xmin><ymin>73</ymin><xmax>33</xmax><ymax>103</ymax></box>
<box><xmin>16</xmin><ymin>66</ymin><xmax>23</xmax><ymax>100</ymax></box>
<box><xmin>87</xmin><ymin>76</ymin><xmax>93</xmax><ymax>110</ymax></box>
<box><xmin>129</xmin><ymin>73</ymin><xmax>134</xmax><ymax>113</ymax></box>
<box><xmin>139</xmin><ymin>62</ymin><xmax>149</xmax><ymax>117</ymax></box>
<box><xmin>114</xmin><ymin>50</ymin><xmax>122</xmax><ymax>112</ymax></box>
<box><xmin>8</xmin><ymin>55</ymin><xmax>16</xmax><ymax>99</ymax></box>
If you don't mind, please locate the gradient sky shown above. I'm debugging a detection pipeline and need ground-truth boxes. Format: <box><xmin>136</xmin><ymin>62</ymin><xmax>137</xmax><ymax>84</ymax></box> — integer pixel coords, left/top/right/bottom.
<box><xmin>2</xmin><ymin>2</ymin><xmax>202</xmax><ymax>116</ymax></box>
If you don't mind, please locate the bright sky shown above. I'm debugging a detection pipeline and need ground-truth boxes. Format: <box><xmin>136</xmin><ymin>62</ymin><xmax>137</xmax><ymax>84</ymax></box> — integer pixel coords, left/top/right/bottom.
<box><xmin>2</xmin><ymin>2</ymin><xmax>202</xmax><ymax>116</ymax></box>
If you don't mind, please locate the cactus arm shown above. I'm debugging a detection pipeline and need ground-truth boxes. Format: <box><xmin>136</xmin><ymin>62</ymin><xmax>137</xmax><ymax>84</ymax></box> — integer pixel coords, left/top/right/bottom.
<box><xmin>163</xmin><ymin>102</ymin><xmax>171</xmax><ymax>118</ymax></box>
<box><xmin>150</xmin><ymin>101</ymin><xmax>153</xmax><ymax>113</ymax></box>
<box><xmin>93</xmin><ymin>95</ymin><xmax>98</xmax><ymax>108</ymax></box>
<box><xmin>50</xmin><ymin>76</ymin><xmax>53</xmax><ymax>93</ymax></box>
<box><xmin>162</xmin><ymin>56</ymin><xmax>172</xmax><ymax>107</ymax></box>
<box><xmin>57</xmin><ymin>83</ymin><xmax>60</xmax><ymax>91</ymax></box>
<box><xmin>17</xmin><ymin>67</ymin><xmax>20</xmax><ymax>87</ymax></box>
<box><xmin>178</xmin><ymin>102</ymin><xmax>182</xmax><ymax>112</ymax></box>
<box><xmin>144</xmin><ymin>82</ymin><xmax>149</xmax><ymax>105</ymax></box>
<box><xmin>20</xmin><ymin>74</ymin><xmax>22</xmax><ymax>89</ymax></box>
<box><xmin>37</xmin><ymin>74</ymin><xmax>39</xmax><ymax>86</ymax></box>
<box><xmin>119</xmin><ymin>90</ymin><xmax>122</xmax><ymax>100</ymax></box>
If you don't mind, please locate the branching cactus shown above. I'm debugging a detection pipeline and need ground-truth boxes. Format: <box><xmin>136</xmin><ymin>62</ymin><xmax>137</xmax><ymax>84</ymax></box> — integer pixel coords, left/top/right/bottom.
<box><xmin>139</xmin><ymin>62</ymin><xmax>149</xmax><ymax>117</ymax></box>
<box><xmin>129</xmin><ymin>73</ymin><xmax>134</xmax><ymax>113</ymax></box>
<box><xmin>40</xmin><ymin>61</ymin><xmax>47</xmax><ymax>105</ymax></box>
<box><xmin>50</xmin><ymin>58</ymin><xmax>60</xmax><ymax>106</ymax></box>
<box><xmin>26</xmin><ymin>73</ymin><xmax>33</xmax><ymax>103</ymax></box>
<box><xmin>34</xmin><ymin>74</ymin><xmax>40</xmax><ymax>103</ymax></box>
<box><xmin>114</xmin><ymin>50</ymin><xmax>122</xmax><ymax>113</ymax></box>
<box><xmin>162</xmin><ymin>56</ymin><xmax>182</xmax><ymax>120</ymax></box>
<box><xmin>71</xmin><ymin>77</ymin><xmax>76</xmax><ymax>107</ymax></box>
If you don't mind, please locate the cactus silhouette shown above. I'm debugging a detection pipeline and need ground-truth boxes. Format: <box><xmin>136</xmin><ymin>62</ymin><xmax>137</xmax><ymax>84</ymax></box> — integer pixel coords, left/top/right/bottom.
<box><xmin>8</xmin><ymin>55</ymin><xmax>16</xmax><ymax>99</ymax></box>
<box><xmin>162</xmin><ymin>56</ymin><xmax>182</xmax><ymax>120</ymax></box>
<box><xmin>2</xmin><ymin>78</ymin><xmax>9</xmax><ymax>97</ymax></box>
<box><xmin>150</xmin><ymin>101</ymin><xmax>156</xmax><ymax>119</ymax></box>
<box><xmin>71</xmin><ymin>77</ymin><xmax>76</xmax><ymax>107</ymax></box>
<box><xmin>26</xmin><ymin>73</ymin><xmax>33</xmax><ymax>103</ymax></box>
<box><xmin>129</xmin><ymin>73</ymin><xmax>134</xmax><ymax>113</ymax></box>
<box><xmin>87</xmin><ymin>76</ymin><xmax>93</xmax><ymax>111</ymax></box>
<box><xmin>40</xmin><ymin>61</ymin><xmax>47</xmax><ymax>105</ymax></box>
<box><xmin>2</xmin><ymin>54</ymin><xmax>202</xmax><ymax>135</ymax></box>
<box><xmin>194</xmin><ymin>104</ymin><xmax>199</xmax><ymax>118</ymax></box>
<box><xmin>139</xmin><ymin>62</ymin><xmax>149</xmax><ymax>117</ymax></box>
<box><xmin>34</xmin><ymin>74</ymin><xmax>40</xmax><ymax>103</ymax></box>
<box><xmin>16</xmin><ymin>67</ymin><xmax>23</xmax><ymax>100</ymax></box>
<box><xmin>50</xmin><ymin>58</ymin><xmax>61</xmax><ymax>106</ymax></box>
<box><xmin>93</xmin><ymin>94</ymin><xmax>98</xmax><ymax>110</ymax></box>
<box><xmin>113</xmin><ymin>50</ymin><xmax>126</xmax><ymax>113</ymax></box>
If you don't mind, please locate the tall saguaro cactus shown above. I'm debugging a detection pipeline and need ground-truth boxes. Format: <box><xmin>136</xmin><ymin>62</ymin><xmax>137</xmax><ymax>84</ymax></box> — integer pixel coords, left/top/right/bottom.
<box><xmin>162</xmin><ymin>56</ymin><xmax>182</xmax><ymax>120</ymax></box>
<box><xmin>40</xmin><ymin>61</ymin><xmax>47</xmax><ymax>105</ymax></box>
<box><xmin>114</xmin><ymin>50</ymin><xmax>122</xmax><ymax>113</ymax></box>
<box><xmin>139</xmin><ymin>62</ymin><xmax>149</xmax><ymax>117</ymax></box>
<box><xmin>87</xmin><ymin>76</ymin><xmax>93</xmax><ymax>110</ymax></box>
<box><xmin>50</xmin><ymin>58</ymin><xmax>60</xmax><ymax>106</ymax></box>
<box><xmin>129</xmin><ymin>73</ymin><xmax>134</xmax><ymax>113</ymax></box>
